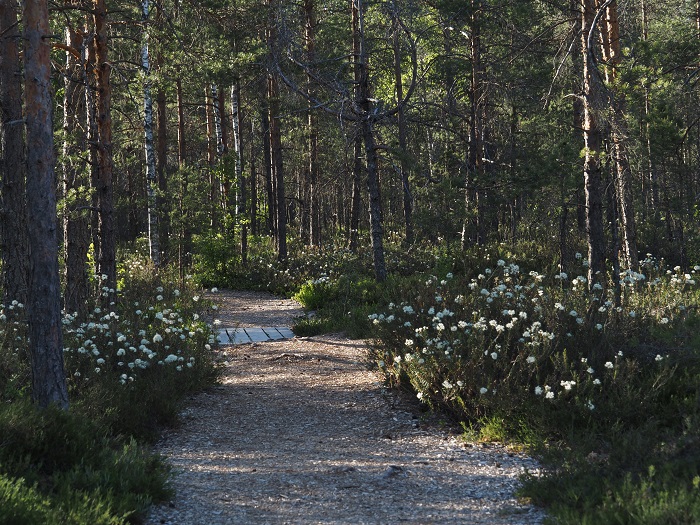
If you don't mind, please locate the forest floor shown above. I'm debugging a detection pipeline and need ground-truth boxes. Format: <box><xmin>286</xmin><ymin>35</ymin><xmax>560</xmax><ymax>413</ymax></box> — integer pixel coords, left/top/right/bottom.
<box><xmin>145</xmin><ymin>290</ymin><xmax>546</xmax><ymax>525</ymax></box>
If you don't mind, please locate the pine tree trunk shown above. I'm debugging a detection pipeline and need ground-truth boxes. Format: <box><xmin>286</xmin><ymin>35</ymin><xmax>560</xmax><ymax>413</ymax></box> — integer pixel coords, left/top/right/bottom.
<box><xmin>176</xmin><ymin>78</ymin><xmax>191</xmax><ymax>276</ymax></box>
<box><xmin>391</xmin><ymin>7</ymin><xmax>413</xmax><ymax>246</ymax></box>
<box><xmin>601</xmin><ymin>1</ymin><xmax>638</xmax><ymax>271</ymax></box>
<box><xmin>268</xmin><ymin>74</ymin><xmax>287</xmax><ymax>262</ymax></box>
<box><xmin>23</xmin><ymin>0</ymin><xmax>69</xmax><ymax>409</ymax></box>
<box><xmin>94</xmin><ymin>0</ymin><xmax>116</xmax><ymax>291</ymax></box>
<box><xmin>63</xmin><ymin>16</ymin><xmax>90</xmax><ymax>318</ymax></box>
<box><xmin>355</xmin><ymin>0</ymin><xmax>386</xmax><ymax>281</ymax></box>
<box><xmin>304</xmin><ymin>0</ymin><xmax>320</xmax><ymax>246</ymax></box>
<box><xmin>156</xmin><ymin>88</ymin><xmax>169</xmax><ymax>261</ymax></box>
<box><xmin>0</xmin><ymin>0</ymin><xmax>29</xmax><ymax>306</ymax></box>
<box><xmin>582</xmin><ymin>0</ymin><xmax>606</xmax><ymax>286</ymax></box>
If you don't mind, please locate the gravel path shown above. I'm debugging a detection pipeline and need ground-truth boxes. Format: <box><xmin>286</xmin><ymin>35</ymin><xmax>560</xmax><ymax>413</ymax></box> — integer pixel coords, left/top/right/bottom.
<box><xmin>146</xmin><ymin>291</ymin><xmax>545</xmax><ymax>525</ymax></box>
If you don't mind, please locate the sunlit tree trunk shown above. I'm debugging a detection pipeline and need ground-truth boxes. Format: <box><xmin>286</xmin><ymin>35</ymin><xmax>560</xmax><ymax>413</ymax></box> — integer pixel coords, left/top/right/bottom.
<box><xmin>462</xmin><ymin>0</ymin><xmax>485</xmax><ymax>249</ymax></box>
<box><xmin>0</xmin><ymin>0</ymin><xmax>28</xmax><ymax>306</ymax></box>
<box><xmin>142</xmin><ymin>0</ymin><xmax>160</xmax><ymax>267</ymax></box>
<box><xmin>23</xmin><ymin>0</ymin><xmax>69</xmax><ymax>409</ymax></box>
<box><xmin>348</xmin><ymin>0</ymin><xmax>362</xmax><ymax>252</ymax></box>
<box><xmin>304</xmin><ymin>0</ymin><xmax>320</xmax><ymax>247</ymax></box>
<box><xmin>582</xmin><ymin>0</ymin><xmax>606</xmax><ymax>286</ymax></box>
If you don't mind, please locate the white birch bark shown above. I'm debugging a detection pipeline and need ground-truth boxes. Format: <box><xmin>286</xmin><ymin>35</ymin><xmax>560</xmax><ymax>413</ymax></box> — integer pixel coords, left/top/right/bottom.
<box><xmin>231</xmin><ymin>84</ymin><xmax>243</xmax><ymax>216</ymax></box>
<box><xmin>142</xmin><ymin>0</ymin><xmax>160</xmax><ymax>266</ymax></box>
<box><xmin>212</xmin><ymin>84</ymin><xmax>224</xmax><ymax>157</ymax></box>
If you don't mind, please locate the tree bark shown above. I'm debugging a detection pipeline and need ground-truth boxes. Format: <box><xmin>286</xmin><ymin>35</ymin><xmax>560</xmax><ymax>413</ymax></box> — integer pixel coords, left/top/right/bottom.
<box><xmin>600</xmin><ymin>0</ymin><xmax>638</xmax><ymax>271</ymax></box>
<box><xmin>391</xmin><ymin>4</ymin><xmax>413</xmax><ymax>246</ymax></box>
<box><xmin>142</xmin><ymin>0</ymin><xmax>160</xmax><ymax>267</ymax></box>
<box><xmin>268</xmin><ymin>75</ymin><xmax>287</xmax><ymax>262</ymax></box>
<box><xmin>304</xmin><ymin>0</ymin><xmax>320</xmax><ymax>247</ymax></box>
<box><xmin>268</xmin><ymin>0</ymin><xmax>287</xmax><ymax>262</ymax></box>
<box><xmin>94</xmin><ymin>0</ymin><xmax>116</xmax><ymax>292</ymax></box>
<box><xmin>0</xmin><ymin>0</ymin><xmax>29</xmax><ymax>306</ymax></box>
<box><xmin>63</xmin><ymin>12</ymin><xmax>90</xmax><ymax>318</ymax></box>
<box><xmin>23</xmin><ymin>0</ymin><xmax>69</xmax><ymax>409</ymax></box>
<box><xmin>156</xmin><ymin>88</ymin><xmax>169</xmax><ymax>261</ymax></box>
<box><xmin>354</xmin><ymin>0</ymin><xmax>387</xmax><ymax>281</ymax></box>
<box><xmin>582</xmin><ymin>0</ymin><xmax>606</xmax><ymax>286</ymax></box>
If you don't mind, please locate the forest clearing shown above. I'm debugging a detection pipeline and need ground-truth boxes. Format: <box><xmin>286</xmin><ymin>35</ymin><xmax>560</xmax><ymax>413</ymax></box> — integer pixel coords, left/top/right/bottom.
<box><xmin>1</xmin><ymin>0</ymin><xmax>700</xmax><ymax>523</ymax></box>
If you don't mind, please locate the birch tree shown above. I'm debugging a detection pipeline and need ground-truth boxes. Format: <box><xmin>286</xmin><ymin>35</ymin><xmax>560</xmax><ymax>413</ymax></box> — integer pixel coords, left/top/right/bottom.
<box><xmin>142</xmin><ymin>0</ymin><xmax>160</xmax><ymax>267</ymax></box>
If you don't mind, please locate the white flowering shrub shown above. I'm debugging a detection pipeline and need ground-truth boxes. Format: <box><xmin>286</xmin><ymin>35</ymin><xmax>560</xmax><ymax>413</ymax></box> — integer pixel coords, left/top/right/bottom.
<box><xmin>372</xmin><ymin>257</ymin><xmax>699</xmax><ymax>423</ymax></box>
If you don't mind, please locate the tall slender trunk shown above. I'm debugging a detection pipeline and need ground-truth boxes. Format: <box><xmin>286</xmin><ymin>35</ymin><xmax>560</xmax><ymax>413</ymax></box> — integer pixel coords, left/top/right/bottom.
<box><xmin>250</xmin><ymin>118</ymin><xmax>258</xmax><ymax>235</ymax></box>
<box><xmin>268</xmin><ymin>0</ymin><xmax>287</xmax><ymax>262</ymax></box>
<box><xmin>176</xmin><ymin>79</ymin><xmax>191</xmax><ymax>277</ymax></box>
<box><xmin>304</xmin><ymin>0</ymin><xmax>320</xmax><ymax>246</ymax></box>
<box><xmin>142</xmin><ymin>0</ymin><xmax>160</xmax><ymax>267</ymax></box>
<box><xmin>231</xmin><ymin>81</ymin><xmax>247</xmax><ymax>262</ymax></box>
<box><xmin>582</xmin><ymin>0</ymin><xmax>606</xmax><ymax>286</ymax></box>
<box><xmin>94</xmin><ymin>0</ymin><xmax>116</xmax><ymax>291</ymax></box>
<box><xmin>156</xmin><ymin>88</ymin><xmax>169</xmax><ymax>261</ymax></box>
<box><xmin>63</xmin><ymin>14</ymin><xmax>90</xmax><ymax>318</ymax></box>
<box><xmin>0</xmin><ymin>0</ymin><xmax>28</xmax><ymax>305</ymax></box>
<box><xmin>391</xmin><ymin>5</ymin><xmax>413</xmax><ymax>246</ymax></box>
<box><xmin>349</xmin><ymin>0</ymin><xmax>362</xmax><ymax>252</ymax></box>
<box><xmin>261</xmin><ymin>106</ymin><xmax>275</xmax><ymax>235</ymax></box>
<box><xmin>268</xmin><ymin>75</ymin><xmax>287</xmax><ymax>262</ymax></box>
<box><xmin>601</xmin><ymin>1</ymin><xmax>638</xmax><ymax>271</ymax></box>
<box><xmin>355</xmin><ymin>0</ymin><xmax>386</xmax><ymax>281</ymax></box>
<box><xmin>24</xmin><ymin>0</ymin><xmax>69</xmax><ymax>409</ymax></box>
<box><xmin>462</xmin><ymin>0</ymin><xmax>485</xmax><ymax>249</ymax></box>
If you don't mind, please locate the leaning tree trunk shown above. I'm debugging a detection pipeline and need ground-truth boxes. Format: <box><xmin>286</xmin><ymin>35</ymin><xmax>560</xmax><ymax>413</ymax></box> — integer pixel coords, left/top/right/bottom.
<box><xmin>94</xmin><ymin>0</ymin><xmax>116</xmax><ymax>292</ymax></box>
<box><xmin>142</xmin><ymin>0</ymin><xmax>160</xmax><ymax>267</ymax></box>
<box><xmin>23</xmin><ymin>0</ymin><xmax>69</xmax><ymax>409</ymax></box>
<box><xmin>0</xmin><ymin>0</ymin><xmax>29</xmax><ymax>306</ymax></box>
<box><xmin>582</xmin><ymin>0</ymin><xmax>606</xmax><ymax>286</ymax></box>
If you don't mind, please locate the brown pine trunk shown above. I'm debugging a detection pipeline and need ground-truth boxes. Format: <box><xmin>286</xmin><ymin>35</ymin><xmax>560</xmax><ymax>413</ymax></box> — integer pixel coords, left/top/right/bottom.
<box><xmin>63</xmin><ymin>16</ymin><xmax>90</xmax><ymax>318</ymax></box>
<box><xmin>391</xmin><ymin>8</ymin><xmax>413</xmax><ymax>246</ymax></box>
<box><xmin>176</xmin><ymin>78</ymin><xmax>191</xmax><ymax>276</ymax></box>
<box><xmin>601</xmin><ymin>1</ymin><xmax>638</xmax><ymax>271</ymax></box>
<box><xmin>582</xmin><ymin>0</ymin><xmax>606</xmax><ymax>286</ymax></box>
<box><xmin>94</xmin><ymin>0</ymin><xmax>116</xmax><ymax>291</ymax></box>
<box><xmin>355</xmin><ymin>0</ymin><xmax>386</xmax><ymax>281</ymax></box>
<box><xmin>268</xmin><ymin>75</ymin><xmax>287</xmax><ymax>262</ymax></box>
<box><xmin>156</xmin><ymin>88</ymin><xmax>169</xmax><ymax>261</ymax></box>
<box><xmin>349</xmin><ymin>0</ymin><xmax>363</xmax><ymax>252</ymax></box>
<box><xmin>0</xmin><ymin>0</ymin><xmax>29</xmax><ymax>306</ymax></box>
<box><xmin>250</xmin><ymin>118</ymin><xmax>258</xmax><ymax>236</ymax></box>
<box><xmin>205</xmin><ymin>85</ymin><xmax>218</xmax><ymax>228</ymax></box>
<box><xmin>24</xmin><ymin>0</ymin><xmax>69</xmax><ymax>409</ymax></box>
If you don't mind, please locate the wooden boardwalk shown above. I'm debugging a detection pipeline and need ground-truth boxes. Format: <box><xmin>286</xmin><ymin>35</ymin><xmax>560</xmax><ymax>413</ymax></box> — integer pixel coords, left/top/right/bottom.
<box><xmin>216</xmin><ymin>327</ymin><xmax>295</xmax><ymax>345</ymax></box>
